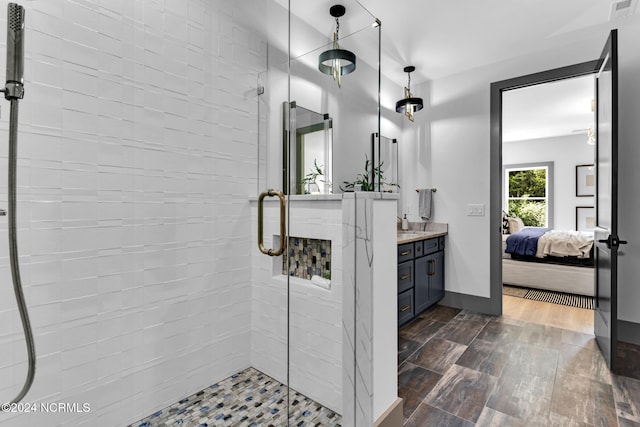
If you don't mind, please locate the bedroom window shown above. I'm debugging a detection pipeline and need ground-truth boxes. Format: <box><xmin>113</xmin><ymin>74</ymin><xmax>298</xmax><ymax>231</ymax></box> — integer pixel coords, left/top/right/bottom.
<box><xmin>504</xmin><ymin>162</ymin><xmax>554</xmax><ymax>228</ymax></box>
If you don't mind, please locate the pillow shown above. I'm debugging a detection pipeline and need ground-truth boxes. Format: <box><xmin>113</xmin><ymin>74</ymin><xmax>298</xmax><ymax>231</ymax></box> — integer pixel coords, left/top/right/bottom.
<box><xmin>508</xmin><ymin>217</ymin><xmax>525</xmax><ymax>233</ymax></box>
<box><xmin>502</xmin><ymin>211</ymin><xmax>510</xmax><ymax>234</ymax></box>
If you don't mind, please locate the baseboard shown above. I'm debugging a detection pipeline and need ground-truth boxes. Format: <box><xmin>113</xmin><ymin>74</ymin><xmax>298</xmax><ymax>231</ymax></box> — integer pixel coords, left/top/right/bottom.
<box><xmin>619</xmin><ymin>320</ymin><xmax>640</xmax><ymax>346</ymax></box>
<box><xmin>374</xmin><ymin>398</ymin><xmax>403</xmax><ymax>427</ymax></box>
<box><xmin>440</xmin><ymin>291</ymin><xmax>500</xmax><ymax>316</ymax></box>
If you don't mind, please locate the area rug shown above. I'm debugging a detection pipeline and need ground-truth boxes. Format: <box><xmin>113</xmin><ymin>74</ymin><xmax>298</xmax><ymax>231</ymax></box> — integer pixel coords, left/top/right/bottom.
<box><xmin>502</xmin><ymin>285</ymin><xmax>528</xmax><ymax>298</ymax></box>
<box><xmin>503</xmin><ymin>285</ymin><xmax>595</xmax><ymax>310</ymax></box>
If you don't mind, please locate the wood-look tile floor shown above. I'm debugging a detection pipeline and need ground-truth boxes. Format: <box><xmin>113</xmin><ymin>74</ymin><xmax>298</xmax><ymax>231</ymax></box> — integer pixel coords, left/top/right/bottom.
<box><xmin>502</xmin><ymin>294</ymin><xmax>594</xmax><ymax>334</ymax></box>
<box><xmin>399</xmin><ymin>302</ymin><xmax>640</xmax><ymax>426</ymax></box>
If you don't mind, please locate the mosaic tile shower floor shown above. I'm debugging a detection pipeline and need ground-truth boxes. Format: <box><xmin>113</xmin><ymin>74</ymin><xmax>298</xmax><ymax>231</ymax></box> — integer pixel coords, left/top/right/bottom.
<box><xmin>130</xmin><ymin>367</ymin><xmax>342</xmax><ymax>427</ymax></box>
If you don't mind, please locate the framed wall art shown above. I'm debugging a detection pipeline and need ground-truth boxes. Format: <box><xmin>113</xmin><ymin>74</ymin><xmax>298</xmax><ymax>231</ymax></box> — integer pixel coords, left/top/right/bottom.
<box><xmin>576</xmin><ymin>164</ymin><xmax>595</xmax><ymax>197</ymax></box>
<box><xmin>576</xmin><ymin>206</ymin><xmax>596</xmax><ymax>231</ymax></box>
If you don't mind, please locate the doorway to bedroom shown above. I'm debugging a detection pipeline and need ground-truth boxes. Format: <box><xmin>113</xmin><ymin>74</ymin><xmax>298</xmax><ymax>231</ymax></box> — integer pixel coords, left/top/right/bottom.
<box><xmin>500</xmin><ymin>73</ymin><xmax>596</xmax><ymax>328</ymax></box>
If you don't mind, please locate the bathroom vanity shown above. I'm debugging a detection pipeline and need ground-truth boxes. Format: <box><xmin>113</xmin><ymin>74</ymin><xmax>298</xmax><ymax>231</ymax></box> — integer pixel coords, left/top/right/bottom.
<box><xmin>397</xmin><ymin>228</ymin><xmax>447</xmax><ymax>326</ymax></box>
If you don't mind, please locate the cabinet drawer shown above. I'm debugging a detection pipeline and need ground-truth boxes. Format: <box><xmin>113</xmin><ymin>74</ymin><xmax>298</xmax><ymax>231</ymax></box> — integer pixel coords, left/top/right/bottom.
<box><xmin>398</xmin><ymin>289</ymin><xmax>414</xmax><ymax>326</ymax></box>
<box><xmin>438</xmin><ymin>236</ymin><xmax>445</xmax><ymax>251</ymax></box>
<box><xmin>423</xmin><ymin>238</ymin><xmax>439</xmax><ymax>255</ymax></box>
<box><xmin>398</xmin><ymin>261</ymin><xmax>414</xmax><ymax>294</ymax></box>
<box><xmin>398</xmin><ymin>243</ymin><xmax>414</xmax><ymax>262</ymax></box>
<box><xmin>414</xmin><ymin>240</ymin><xmax>424</xmax><ymax>257</ymax></box>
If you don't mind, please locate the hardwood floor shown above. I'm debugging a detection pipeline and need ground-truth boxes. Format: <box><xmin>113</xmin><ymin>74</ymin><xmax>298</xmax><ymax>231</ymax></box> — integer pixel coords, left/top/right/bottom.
<box><xmin>502</xmin><ymin>294</ymin><xmax>594</xmax><ymax>334</ymax></box>
<box><xmin>398</xmin><ymin>305</ymin><xmax>640</xmax><ymax>426</ymax></box>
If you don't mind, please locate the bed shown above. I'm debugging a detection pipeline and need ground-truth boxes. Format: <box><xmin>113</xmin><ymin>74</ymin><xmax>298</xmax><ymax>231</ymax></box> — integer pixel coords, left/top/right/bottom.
<box><xmin>502</xmin><ymin>227</ymin><xmax>595</xmax><ymax>297</ymax></box>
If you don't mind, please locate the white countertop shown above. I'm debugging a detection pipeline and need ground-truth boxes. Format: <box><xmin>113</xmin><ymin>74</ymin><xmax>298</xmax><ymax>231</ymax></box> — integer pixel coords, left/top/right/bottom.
<box><xmin>397</xmin><ymin>230</ymin><xmax>448</xmax><ymax>244</ymax></box>
<box><xmin>397</xmin><ymin>222</ymin><xmax>448</xmax><ymax>244</ymax></box>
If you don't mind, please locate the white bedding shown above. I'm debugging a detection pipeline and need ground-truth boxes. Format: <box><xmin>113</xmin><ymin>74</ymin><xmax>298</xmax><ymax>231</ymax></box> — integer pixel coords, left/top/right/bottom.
<box><xmin>535</xmin><ymin>230</ymin><xmax>594</xmax><ymax>259</ymax></box>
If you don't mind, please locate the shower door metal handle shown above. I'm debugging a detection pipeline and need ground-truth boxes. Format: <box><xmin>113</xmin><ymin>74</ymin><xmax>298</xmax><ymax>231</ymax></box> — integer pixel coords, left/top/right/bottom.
<box><xmin>258</xmin><ymin>189</ymin><xmax>286</xmax><ymax>256</ymax></box>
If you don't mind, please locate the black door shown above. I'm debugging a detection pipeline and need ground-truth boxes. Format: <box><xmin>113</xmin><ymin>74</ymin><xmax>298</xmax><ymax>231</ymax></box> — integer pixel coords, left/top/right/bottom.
<box><xmin>594</xmin><ymin>29</ymin><xmax>626</xmax><ymax>371</ymax></box>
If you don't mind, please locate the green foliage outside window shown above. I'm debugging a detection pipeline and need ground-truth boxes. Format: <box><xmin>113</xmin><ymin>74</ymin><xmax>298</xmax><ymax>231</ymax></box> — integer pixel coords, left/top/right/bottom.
<box><xmin>508</xmin><ymin>169</ymin><xmax>546</xmax><ymax>197</ymax></box>
<box><xmin>508</xmin><ymin>200</ymin><xmax>546</xmax><ymax>227</ymax></box>
<box><xmin>507</xmin><ymin>169</ymin><xmax>547</xmax><ymax>227</ymax></box>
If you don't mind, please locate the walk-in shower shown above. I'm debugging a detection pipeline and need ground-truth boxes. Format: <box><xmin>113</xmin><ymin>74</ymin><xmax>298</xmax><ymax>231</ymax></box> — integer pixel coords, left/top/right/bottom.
<box><xmin>0</xmin><ymin>1</ymin><xmax>395</xmax><ymax>425</ymax></box>
<box><xmin>2</xmin><ymin>2</ymin><xmax>35</xmax><ymax>406</ymax></box>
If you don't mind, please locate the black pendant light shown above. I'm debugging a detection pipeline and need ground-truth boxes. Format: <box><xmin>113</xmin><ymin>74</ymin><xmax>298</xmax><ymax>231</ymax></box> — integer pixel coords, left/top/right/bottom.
<box><xmin>396</xmin><ymin>66</ymin><xmax>423</xmax><ymax>122</ymax></box>
<box><xmin>318</xmin><ymin>5</ymin><xmax>356</xmax><ymax>87</ymax></box>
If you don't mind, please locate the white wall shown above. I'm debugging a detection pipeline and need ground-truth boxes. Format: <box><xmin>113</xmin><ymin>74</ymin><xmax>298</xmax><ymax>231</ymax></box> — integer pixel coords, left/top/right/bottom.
<box><xmin>0</xmin><ymin>1</ymin><xmax>265</xmax><ymax>425</ymax></box>
<box><xmin>399</xmin><ymin>80</ymin><xmax>433</xmax><ymax>219</ymax></box>
<box><xmin>503</xmin><ymin>134</ymin><xmax>595</xmax><ymax>230</ymax></box>
<box><xmin>398</xmin><ymin>17</ymin><xmax>640</xmax><ymax>317</ymax></box>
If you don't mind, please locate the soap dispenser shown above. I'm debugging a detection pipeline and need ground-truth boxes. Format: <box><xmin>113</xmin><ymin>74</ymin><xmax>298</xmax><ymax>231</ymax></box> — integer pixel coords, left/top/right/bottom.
<box><xmin>401</xmin><ymin>214</ymin><xmax>409</xmax><ymax>231</ymax></box>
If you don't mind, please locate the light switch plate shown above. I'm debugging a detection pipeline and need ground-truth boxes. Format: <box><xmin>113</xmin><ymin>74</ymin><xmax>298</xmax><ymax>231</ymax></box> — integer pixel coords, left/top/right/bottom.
<box><xmin>467</xmin><ymin>204</ymin><xmax>485</xmax><ymax>216</ymax></box>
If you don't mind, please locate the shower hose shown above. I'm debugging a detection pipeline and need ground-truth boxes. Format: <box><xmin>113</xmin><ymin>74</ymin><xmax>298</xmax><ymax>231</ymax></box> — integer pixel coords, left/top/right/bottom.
<box><xmin>6</xmin><ymin>98</ymin><xmax>36</xmax><ymax>404</ymax></box>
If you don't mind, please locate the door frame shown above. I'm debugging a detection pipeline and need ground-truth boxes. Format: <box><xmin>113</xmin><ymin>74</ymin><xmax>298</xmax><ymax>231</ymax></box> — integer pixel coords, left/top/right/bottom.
<box><xmin>489</xmin><ymin>60</ymin><xmax>599</xmax><ymax>316</ymax></box>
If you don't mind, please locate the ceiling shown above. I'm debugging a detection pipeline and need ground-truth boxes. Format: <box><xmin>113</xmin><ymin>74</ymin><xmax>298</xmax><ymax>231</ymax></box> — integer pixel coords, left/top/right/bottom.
<box><xmin>257</xmin><ymin>0</ymin><xmax>639</xmax><ymax>84</ymax></box>
<box><xmin>249</xmin><ymin>0</ymin><xmax>637</xmax><ymax>141</ymax></box>
<box><xmin>502</xmin><ymin>75</ymin><xmax>595</xmax><ymax>143</ymax></box>
<box><xmin>355</xmin><ymin>0</ymin><xmax>638</xmax><ymax>83</ymax></box>
<box><xmin>271</xmin><ymin>0</ymin><xmax>638</xmax><ymax>140</ymax></box>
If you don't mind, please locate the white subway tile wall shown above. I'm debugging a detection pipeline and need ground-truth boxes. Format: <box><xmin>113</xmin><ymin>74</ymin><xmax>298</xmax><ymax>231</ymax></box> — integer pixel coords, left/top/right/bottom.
<box><xmin>0</xmin><ymin>1</ymin><xmax>266</xmax><ymax>425</ymax></box>
<box><xmin>251</xmin><ymin>199</ymin><xmax>344</xmax><ymax>413</ymax></box>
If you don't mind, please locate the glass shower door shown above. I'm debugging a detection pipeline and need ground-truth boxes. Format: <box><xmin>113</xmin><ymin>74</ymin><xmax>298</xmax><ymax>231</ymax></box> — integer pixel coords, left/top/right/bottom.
<box><xmin>251</xmin><ymin>2</ymin><xmax>292</xmax><ymax>424</ymax></box>
<box><xmin>255</xmin><ymin>0</ymin><xmax>382</xmax><ymax>424</ymax></box>
<box><xmin>287</xmin><ymin>1</ymin><xmax>381</xmax><ymax>425</ymax></box>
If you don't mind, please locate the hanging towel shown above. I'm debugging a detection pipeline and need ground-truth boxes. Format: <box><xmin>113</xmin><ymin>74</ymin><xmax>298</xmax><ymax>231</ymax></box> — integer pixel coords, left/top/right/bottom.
<box><xmin>419</xmin><ymin>188</ymin><xmax>433</xmax><ymax>220</ymax></box>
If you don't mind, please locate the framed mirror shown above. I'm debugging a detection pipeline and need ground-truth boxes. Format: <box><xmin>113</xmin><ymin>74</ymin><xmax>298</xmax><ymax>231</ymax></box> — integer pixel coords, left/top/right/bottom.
<box><xmin>372</xmin><ymin>133</ymin><xmax>400</xmax><ymax>215</ymax></box>
<box><xmin>283</xmin><ymin>102</ymin><xmax>333</xmax><ymax>194</ymax></box>
<box><xmin>371</xmin><ymin>133</ymin><xmax>399</xmax><ymax>192</ymax></box>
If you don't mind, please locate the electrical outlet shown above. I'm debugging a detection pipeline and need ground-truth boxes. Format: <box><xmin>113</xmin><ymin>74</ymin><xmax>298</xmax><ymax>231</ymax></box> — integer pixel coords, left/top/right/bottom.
<box><xmin>466</xmin><ymin>204</ymin><xmax>485</xmax><ymax>216</ymax></box>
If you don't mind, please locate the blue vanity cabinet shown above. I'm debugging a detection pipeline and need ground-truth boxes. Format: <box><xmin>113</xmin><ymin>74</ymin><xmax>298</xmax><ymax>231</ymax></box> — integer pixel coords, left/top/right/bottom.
<box><xmin>398</xmin><ymin>242</ymin><xmax>414</xmax><ymax>263</ymax></box>
<box><xmin>398</xmin><ymin>289</ymin><xmax>414</xmax><ymax>325</ymax></box>
<box><xmin>414</xmin><ymin>256</ymin><xmax>430</xmax><ymax>315</ymax></box>
<box><xmin>398</xmin><ymin>236</ymin><xmax>445</xmax><ymax>326</ymax></box>
<box><xmin>398</xmin><ymin>261</ymin><xmax>414</xmax><ymax>293</ymax></box>
<box><xmin>429</xmin><ymin>250</ymin><xmax>445</xmax><ymax>303</ymax></box>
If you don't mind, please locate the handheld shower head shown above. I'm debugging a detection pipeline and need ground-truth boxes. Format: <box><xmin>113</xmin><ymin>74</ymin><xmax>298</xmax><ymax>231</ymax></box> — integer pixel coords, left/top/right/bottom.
<box><xmin>3</xmin><ymin>2</ymin><xmax>35</xmax><ymax>404</ymax></box>
<box><xmin>5</xmin><ymin>2</ymin><xmax>24</xmax><ymax>100</ymax></box>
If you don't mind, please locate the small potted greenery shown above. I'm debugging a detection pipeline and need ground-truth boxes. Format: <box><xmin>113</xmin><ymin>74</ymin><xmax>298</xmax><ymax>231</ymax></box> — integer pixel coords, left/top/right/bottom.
<box><xmin>301</xmin><ymin>159</ymin><xmax>329</xmax><ymax>194</ymax></box>
<box><xmin>340</xmin><ymin>156</ymin><xmax>399</xmax><ymax>192</ymax></box>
